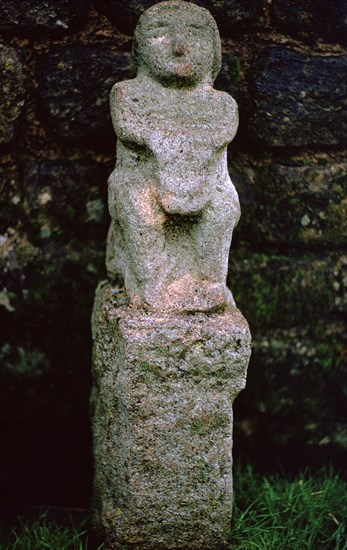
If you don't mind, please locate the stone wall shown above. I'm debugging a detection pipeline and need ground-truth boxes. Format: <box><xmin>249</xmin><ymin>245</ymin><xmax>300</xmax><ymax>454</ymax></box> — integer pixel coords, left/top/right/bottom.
<box><xmin>0</xmin><ymin>0</ymin><xmax>346</xmax><ymax>507</ymax></box>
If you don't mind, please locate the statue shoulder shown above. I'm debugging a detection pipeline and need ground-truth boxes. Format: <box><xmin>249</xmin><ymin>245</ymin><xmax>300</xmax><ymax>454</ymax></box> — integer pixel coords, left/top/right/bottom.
<box><xmin>213</xmin><ymin>89</ymin><xmax>238</xmax><ymax>115</ymax></box>
<box><xmin>110</xmin><ymin>78</ymin><xmax>150</xmax><ymax>141</ymax></box>
<box><xmin>110</xmin><ymin>79</ymin><xmax>140</xmax><ymax>107</ymax></box>
<box><xmin>210</xmin><ymin>89</ymin><xmax>239</xmax><ymax>141</ymax></box>
<box><xmin>110</xmin><ymin>79</ymin><xmax>144</xmax><ymax>131</ymax></box>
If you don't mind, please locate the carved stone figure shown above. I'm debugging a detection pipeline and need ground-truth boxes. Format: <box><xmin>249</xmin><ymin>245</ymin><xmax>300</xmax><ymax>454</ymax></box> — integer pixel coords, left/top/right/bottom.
<box><xmin>92</xmin><ymin>4</ymin><xmax>251</xmax><ymax>547</ymax></box>
<box><xmin>106</xmin><ymin>0</ymin><xmax>240</xmax><ymax>312</ymax></box>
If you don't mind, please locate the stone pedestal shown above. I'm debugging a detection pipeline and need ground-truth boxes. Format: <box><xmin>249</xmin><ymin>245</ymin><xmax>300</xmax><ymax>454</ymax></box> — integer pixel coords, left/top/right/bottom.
<box><xmin>91</xmin><ymin>283</ymin><xmax>251</xmax><ymax>549</ymax></box>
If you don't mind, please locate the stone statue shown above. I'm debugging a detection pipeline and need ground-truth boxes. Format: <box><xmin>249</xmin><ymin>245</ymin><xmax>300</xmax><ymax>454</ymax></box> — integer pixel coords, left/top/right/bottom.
<box><xmin>106</xmin><ymin>0</ymin><xmax>240</xmax><ymax>312</ymax></box>
<box><xmin>92</xmin><ymin>4</ymin><xmax>251</xmax><ymax>547</ymax></box>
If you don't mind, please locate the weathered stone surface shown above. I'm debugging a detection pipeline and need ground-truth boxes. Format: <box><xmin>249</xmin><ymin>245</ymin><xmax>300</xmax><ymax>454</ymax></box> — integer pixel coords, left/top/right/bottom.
<box><xmin>215</xmin><ymin>53</ymin><xmax>241</xmax><ymax>101</ymax></box>
<box><xmin>1</xmin><ymin>0</ymin><xmax>345</xmax><ymax>512</ymax></box>
<box><xmin>96</xmin><ymin>0</ymin><xmax>156</xmax><ymax>34</ymax></box>
<box><xmin>96</xmin><ymin>0</ymin><xmax>258</xmax><ymax>34</ymax></box>
<box><xmin>234</xmin><ymin>324</ymin><xmax>347</xmax><ymax>472</ymax></box>
<box><xmin>255</xmin><ymin>162</ymin><xmax>347</xmax><ymax>246</ymax></box>
<box><xmin>0</xmin><ymin>45</ymin><xmax>27</xmax><ymax>144</ymax></box>
<box><xmin>0</xmin><ymin>0</ymin><xmax>90</xmax><ymax>37</ymax></box>
<box><xmin>195</xmin><ymin>0</ymin><xmax>258</xmax><ymax>34</ymax></box>
<box><xmin>231</xmin><ymin>249</ymin><xmax>346</xmax><ymax>472</ymax></box>
<box><xmin>262</xmin><ymin>163</ymin><xmax>347</xmax><ymax>245</ymax></box>
<box><xmin>0</xmin><ymin>163</ymin><xmax>21</xmax><ymax>233</ymax></box>
<box><xmin>248</xmin><ymin>48</ymin><xmax>347</xmax><ymax>147</ymax></box>
<box><xmin>272</xmin><ymin>0</ymin><xmax>347</xmax><ymax>47</ymax></box>
<box><xmin>0</xmin><ymin>160</ymin><xmax>106</xmax><ymax>287</ymax></box>
<box><xmin>229</xmin><ymin>252</ymin><xmax>347</xmax><ymax>332</ymax></box>
<box><xmin>0</xmin><ymin>160</ymin><xmax>107</xmax><ymax>508</ymax></box>
<box><xmin>0</xmin><ymin>159</ymin><xmax>107</xmax><ymax>391</ymax></box>
<box><xmin>91</xmin><ymin>283</ymin><xmax>251</xmax><ymax>549</ymax></box>
<box><xmin>232</xmin><ymin>161</ymin><xmax>347</xmax><ymax>246</ymax></box>
<box><xmin>0</xmin><ymin>342</ymin><xmax>50</xmax><ymax>378</ymax></box>
<box><xmin>38</xmin><ymin>48</ymin><xmax>134</xmax><ymax>141</ymax></box>
<box><xmin>92</xmin><ymin>4</ymin><xmax>251</xmax><ymax>547</ymax></box>
<box><xmin>22</xmin><ymin>161</ymin><xmax>107</xmax><ymax>242</ymax></box>
<box><xmin>107</xmin><ymin>1</ymin><xmax>240</xmax><ymax>312</ymax></box>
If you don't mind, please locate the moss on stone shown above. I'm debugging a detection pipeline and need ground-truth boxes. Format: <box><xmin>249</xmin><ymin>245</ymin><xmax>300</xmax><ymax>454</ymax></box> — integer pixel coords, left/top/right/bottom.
<box><xmin>231</xmin><ymin>252</ymin><xmax>343</xmax><ymax>332</ymax></box>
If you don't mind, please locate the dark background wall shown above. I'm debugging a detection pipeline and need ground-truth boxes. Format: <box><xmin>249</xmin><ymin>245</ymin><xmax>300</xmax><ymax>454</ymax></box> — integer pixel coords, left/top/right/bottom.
<box><xmin>0</xmin><ymin>0</ymin><xmax>346</xmax><ymax>509</ymax></box>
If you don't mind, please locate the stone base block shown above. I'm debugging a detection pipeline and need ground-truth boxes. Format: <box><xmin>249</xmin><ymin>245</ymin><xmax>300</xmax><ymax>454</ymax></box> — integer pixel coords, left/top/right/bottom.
<box><xmin>91</xmin><ymin>283</ymin><xmax>251</xmax><ymax>549</ymax></box>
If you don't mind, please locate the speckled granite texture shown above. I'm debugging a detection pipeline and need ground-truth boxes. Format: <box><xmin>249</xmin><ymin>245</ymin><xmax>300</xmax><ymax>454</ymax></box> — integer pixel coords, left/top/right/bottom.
<box><xmin>106</xmin><ymin>0</ymin><xmax>240</xmax><ymax>313</ymax></box>
<box><xmin>91</xmin><ymin>283</ymin><xmax>251</xmax><ymax>549</ymax></box>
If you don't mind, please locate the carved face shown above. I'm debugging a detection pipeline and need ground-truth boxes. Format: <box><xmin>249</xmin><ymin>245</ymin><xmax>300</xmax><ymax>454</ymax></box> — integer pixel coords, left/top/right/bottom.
<box><xmin>134</xmin><ymin>3</ymin><xmax>220</xmax><ymax>87</ymax></box>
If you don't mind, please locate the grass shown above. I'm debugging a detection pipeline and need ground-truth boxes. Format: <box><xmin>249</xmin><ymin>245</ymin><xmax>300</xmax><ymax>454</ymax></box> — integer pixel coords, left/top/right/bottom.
<box><xmin>0</xmin><ymin>467</ymin><xmax>345</xmax><ymax>549</ymax></box>
<box><xmin>0</xmin><ymin>512</ymin><xmax>102</xmax><ymax>550</ymax></box>
<box><xmin>231</xmin><ymin>466</ymin><xmax>347</xmax><ymax>549</ymax></box>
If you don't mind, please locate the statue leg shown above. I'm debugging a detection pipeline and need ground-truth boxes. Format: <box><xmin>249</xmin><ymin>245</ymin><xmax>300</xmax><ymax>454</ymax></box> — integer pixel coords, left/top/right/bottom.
<box><xmin>108</xmin><ymin>175</ymin><xmax>170</xmax><ymax>306</ymax></box>
<box><xmin>153</xmin><ymin>179</ymin><xmax>239</xmax><ymax>313</ymax></box>
<box><xmin>191</xmin><ymin>178</ymin><xmax>240</xmax><ymax>306</ymax></box>
<box><xmin>107</xmin><ymin>171</ymin><xmax>240</xmax><ymax>312</ymax></box>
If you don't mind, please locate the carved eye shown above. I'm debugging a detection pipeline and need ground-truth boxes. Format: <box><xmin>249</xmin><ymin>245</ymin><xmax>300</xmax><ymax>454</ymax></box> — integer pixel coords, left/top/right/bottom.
<box><xmin>122</xmin><ymin>139</ymin><xmax>152</xmax><ymax>160</ymax></box>
<box><xmin>150</xmin><ymin>22</ymin><xmax>169</xmax><ymax>38</ymax></box>
<box><xmin>188</xmin><ymin>24</ymin><xmax>204</xmax><ymax>35</ymax></box>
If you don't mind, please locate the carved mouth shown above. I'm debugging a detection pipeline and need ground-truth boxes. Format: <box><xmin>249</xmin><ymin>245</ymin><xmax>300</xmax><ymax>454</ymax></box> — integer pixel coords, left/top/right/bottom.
<box><xmin>160</xmin><ymin>191</ymin><xmax>208</xmax><ymax>215</ymax></box>
<box><xmin>169</xmin><ymin>59</ymin><xmax>193</xmax><ymax>76</ymax></box>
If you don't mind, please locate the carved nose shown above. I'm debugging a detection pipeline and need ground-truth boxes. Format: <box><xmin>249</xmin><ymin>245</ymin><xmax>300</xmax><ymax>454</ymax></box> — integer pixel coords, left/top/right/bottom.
<box><xmin>172</xmin><ymin>38</ymin><xmax>186</xmax><ymax>56</ymax></box>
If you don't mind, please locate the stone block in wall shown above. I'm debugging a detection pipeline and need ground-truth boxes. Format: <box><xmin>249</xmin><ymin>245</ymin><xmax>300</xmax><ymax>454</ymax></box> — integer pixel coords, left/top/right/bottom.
<box><xmin>95</xmin><ymin>0</ymin><xmax>156</xmax><ymax>34</ymax></box>
<box><xmin>234</xmin><ymin>323</ymin><xmax>347</xmax><ymax>471</ymax></box>
<box><xmin>0</xmin><ymin>161</ymin><xmax>108</xmax><ymax>509</ymax></box>
<box><xmin>0</xmin><ymin>342</ymin><xmax>50</xmax><ymax>378</ymax></box>
<box><xmin>248</xmin><ymin>47</ymin><xmax>347</xmax><ymax>147</ymax></box>
<box><xmin>38</xmin><ymin>48</ymin><xmax>135</xmax><ymax>142</ymax></box>
<box><xmin>0</xmin><ymin>162</ymin><xmax>21</xmax><ymax>232</ymax></box>
<box><xmin>231</xmin><ymin>161</ymin><xmax>347</xmax><ymax>246</ymax></box>
<box><xmin>193</xmin><ymin>0</ymin><xmax>258</xmax><ymax>34</ymax></box>
<box><xmin>272</xmin><ymin>0</ymin><xmax>347</xmax><ymax>47</ymax></box>
<box><xmin>215</xmin><ymin>53</ymin><xmax>241</xmax><ymax>102</ymax></box>
<box><xmin>0</xmin><ymin>45</ymin><xmax>27</xmax><ymax>144</ymax></box>
<box><xmin>1</xmin><ymin>160</ymin><xmax>107</xmax><ymax>315</ymax></box>
<box><xmin>0</xmin><ymin>162</ymin><xmax>33</xmax><ymax>316</ymax></box>
<box><xmin>228</xmin><ymin>252</ymin><xmax>346</xmax><ymax>332</ymax></box>
<box><xmin>0</xmin><ymin>0</ymin><xmax>91</xmax><ymax>38</ymax></box>
<box><xmin>22</xmin><ymin>161</ymin><xmax>107</xmax><ymax>243</ymax></box>
<box><xmin>0</xmin><ymin>249</ymin><xmax>98</xmax><ymax>510</ymax></box>
<box><xmin>96</xmin><ymin>0</ymin><xmax>258</xmax><ymax>35</ymax></box>
<box><xmin>264</xmin><ymin>162</ymin><xmax>345</xmax><ymax>245</ymax></box>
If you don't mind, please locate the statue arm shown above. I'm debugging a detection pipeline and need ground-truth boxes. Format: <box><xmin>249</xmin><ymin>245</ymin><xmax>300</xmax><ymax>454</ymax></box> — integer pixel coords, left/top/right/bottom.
<box><xmin>214</xmin><ymin>92</ymin><xmax>239</xmax><ymax>147</ymax></box>
<box><xmin>227</xmin><ymin>95</ymin><xmax>239</xmax><ymax>143</ymax></box>
<box><xmin>110</xmin><ymin>82</ymin><xmax>149</xmax><ymax>147</ymax></box>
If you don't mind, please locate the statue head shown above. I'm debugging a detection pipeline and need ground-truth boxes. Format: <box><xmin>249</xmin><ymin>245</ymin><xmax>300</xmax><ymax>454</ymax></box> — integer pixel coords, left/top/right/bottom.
<box><xmin>133</xmin><ymin>1</ymin><xmax>222</xmax><ymax>88</ymax></box>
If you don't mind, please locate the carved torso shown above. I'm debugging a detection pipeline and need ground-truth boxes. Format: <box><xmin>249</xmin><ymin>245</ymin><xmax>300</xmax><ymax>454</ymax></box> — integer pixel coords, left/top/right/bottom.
<box><xmin>106</xmin><ymin>0</ymin><xmax>240</xmax><ymax>312</ymax></box>
<box><xmin>111</xmin><ymin>78</ymin><xmax>238</xmax><ymax>215</ymax></box>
